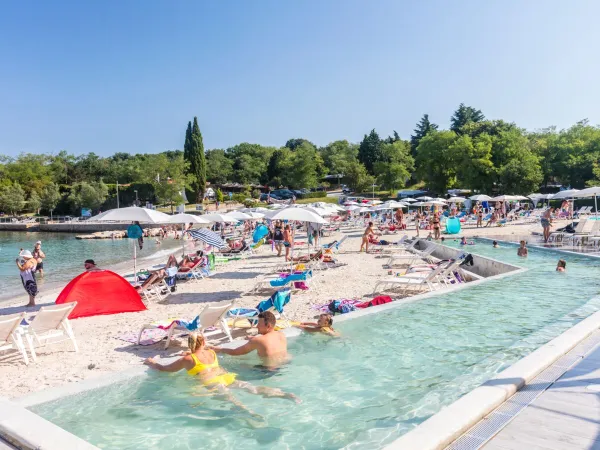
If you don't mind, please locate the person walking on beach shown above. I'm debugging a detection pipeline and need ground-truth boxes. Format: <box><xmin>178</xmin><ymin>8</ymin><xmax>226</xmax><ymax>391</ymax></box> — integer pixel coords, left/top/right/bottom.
<box><xmin>210</xmin><ymin>311</ymin><xmax>290</xmax><ymax>369</ymax></box>
<box><xmin>17</xmin><ymin>250</ymin><xmax>38</xmax><ymax>307</ymax></box>
<box><xmin>541</xmin><ymin>208</ymin><xmax>552</xmax><ymax>243</ymax></box>
<box><xmin>431</xmin><ymin>212</ymin><xmax>441</xmax><ymax>240</ymax></box>
<box><xmin>415</xmin><ymin>211</ymin><xmax>421</xmax><ymax>237</ymax></box>
<box><xmin>283</xmin><ymin>224</ymin><xmax>293</xmax><ymax>261</ymax></box>
<box><xmin>272</xmin><ymin>220</ymin><xmax>284</xmax><ymax>257</ymax></box>
<box><xmin>360</xmin><ymin>222</ymin><xmax>376</xmax><ymax>253</ymax></box>
<box><xmin>32</xmin><ymin>241</ymin><xmax>45</xmax><ymax>278</ymax></box>
<box><xmin>476</xmin><ymin>206</ymin><xmax>483</xmax><ymax>228</ymax></box>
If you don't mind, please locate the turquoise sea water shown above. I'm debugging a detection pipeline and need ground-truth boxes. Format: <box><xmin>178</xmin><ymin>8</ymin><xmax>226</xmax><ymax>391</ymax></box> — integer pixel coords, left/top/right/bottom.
<box><xmin>0</xmin><ymin>232</ymin><xmax>179</xmax><ymax>302</ymax></box>
<box><xmin>30</xmin><ymin>242</ymin><xmax>600</xmax><ymax>449</ymax></box>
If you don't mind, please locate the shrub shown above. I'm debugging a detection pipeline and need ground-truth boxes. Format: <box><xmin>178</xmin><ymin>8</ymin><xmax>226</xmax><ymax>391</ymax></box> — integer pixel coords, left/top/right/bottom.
<box><xmin>297</xmin><ymin>191</ymin><xmax>327</xmax><ymax>199</ymax></box>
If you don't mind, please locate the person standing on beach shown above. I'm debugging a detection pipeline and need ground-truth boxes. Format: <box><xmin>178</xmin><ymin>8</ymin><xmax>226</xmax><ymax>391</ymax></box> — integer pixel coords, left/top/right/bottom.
<box><xmin>17</xmin><ymin>250</ymin><xmax>38</xmax><ymax>307</ymax></box>
<box><xmin>132</xmin><ymin>221</ymin><xmax>144</xmax><ymax>250</ymax></box>
<box><xmin>283</xmin><ymin>224</ymin><xmax>293</xmax><ymax>261</ymax></box>
<box><xmin>32</xmin><ymin>241</ymin><xmax>45</xmax><ymax>278</ymax></box>
<box><xmin>360</xmin><ymin>222</ymin><xmax>376</xmax><ymax>252</ymax></box>
<box><xmin>541</xmin><ymin>208</ymin><xmax>552</xmax><ymax>242</ymax></box>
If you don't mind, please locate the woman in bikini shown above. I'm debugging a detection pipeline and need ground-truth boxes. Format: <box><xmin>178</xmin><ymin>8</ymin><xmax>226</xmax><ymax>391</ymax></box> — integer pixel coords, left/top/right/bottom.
<box><xmin>431</xmin><ymin>212</ymin><xmax>441</xmax><ymax>240</ymax></box>
<box><xmin>360</xmin><ymin>222</ymin><xmax>376</xmax><ymax>253</ymax></box>
<box><xmin>145</xmin><ymin>333</ymin><xmax>300</xmax><ymax>416</ymax></box>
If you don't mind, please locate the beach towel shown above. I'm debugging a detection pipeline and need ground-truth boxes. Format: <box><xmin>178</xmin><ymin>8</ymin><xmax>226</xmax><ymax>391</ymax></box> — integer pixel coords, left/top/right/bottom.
<box><xmin>355</xmin><ymin>296</ymin><xmax>392</xmax><ymax>309</ymax></box>
<box><xmin>118</xmin><ymin>329</ymin><xmax>173</xmax><ymax>346</ymax></box>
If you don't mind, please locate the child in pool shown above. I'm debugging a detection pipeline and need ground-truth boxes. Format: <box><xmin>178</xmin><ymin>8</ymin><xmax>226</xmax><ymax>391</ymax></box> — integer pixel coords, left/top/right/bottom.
<box><xmin>296</xmin><ymin>314</ymin><xmax>340</xmax><ymax>337</ymax></box>
<box><xmin>492</xmin><ymin>241</ymin><xmax>499</xmax><ymax>248</ymax></box>
<box><xmin>556</xmin><ymin>259</ymin><xmax>566</xmax><ymax>272</ymax></box>
<box><xmin>460</xmin><ymin>237</ymin><xmax>475</xmax><ymax>245</ymax></box>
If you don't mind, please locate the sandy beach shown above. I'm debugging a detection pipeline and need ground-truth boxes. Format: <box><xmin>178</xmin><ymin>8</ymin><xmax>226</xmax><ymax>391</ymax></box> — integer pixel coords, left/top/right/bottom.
<box><xmin>0</xmin><ymin>219</ymin><xmax>568</xmax><ymax>399</ymax></box>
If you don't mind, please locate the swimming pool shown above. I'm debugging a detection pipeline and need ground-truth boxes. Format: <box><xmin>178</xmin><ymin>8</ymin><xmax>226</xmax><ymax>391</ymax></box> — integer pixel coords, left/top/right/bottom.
<box><xmin>29</xmin><ymin>242</ymin><xmax>600</xmax><ymax>449</ymax></box>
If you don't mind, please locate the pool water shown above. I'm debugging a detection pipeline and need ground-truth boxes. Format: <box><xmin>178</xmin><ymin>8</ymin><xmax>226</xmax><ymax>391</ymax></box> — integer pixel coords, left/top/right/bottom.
<box><xmin>30</xmin><ymin>242</ymin><xmax>600</xmax><ymax>449</ymax></box>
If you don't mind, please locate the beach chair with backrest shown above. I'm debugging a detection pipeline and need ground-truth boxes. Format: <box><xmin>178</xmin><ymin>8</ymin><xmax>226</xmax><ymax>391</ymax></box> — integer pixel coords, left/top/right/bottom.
<box><xmin>384</xmin><ymin>245</ymin><xmax>435</xmax><ymax>267</ymax></box>
<box><xmin>137</xmin><ymin>300</ymin><xmax>234</xmax><ymax>349</ymax></box>
<box><xmin>21</xmin><ymin>303</ymin><xmax>78</xmax><ymax>361</ymax></box>
<box><xmin>373</xmin><ymin>264</ymin><xmax>446</xmax><ymax>295</ymax></box>
<box><xmin>0</xmin><ymin>313</ymin><xmax>30</xmax><ymax>365</ymax></box>
<box><xmin>228</xmin><ymin>289</ymin><xmax>292</xmax><ymax>328</ymax></box>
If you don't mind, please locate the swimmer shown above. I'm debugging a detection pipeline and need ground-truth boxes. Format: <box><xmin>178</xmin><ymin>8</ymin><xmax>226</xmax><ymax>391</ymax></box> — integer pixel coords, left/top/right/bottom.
<box><xmin>145</xmin><ymin>332</ymin><xmax>300</xmax><ymax>417</ymax></box>
<box><xmin>517</xmin><ymin>240</ymin><xmax>528</xmax><ymax>257</ymax></box>
<box><xmin>460</xmin><ymin>237</ymin><xmax>475</xmax><ymax>245</ymax></box>
<box><xmin>426</xmin><ymin>232</ymin><xmax>433</xmax><ymax>241</ymax></box>
<box><xmin>492</xmin><ymin>241</ymin><xmax>499</xmax><ymax>248</ymax></box>
<box><xmin>296</xmin><ymin>314</ymin><xmax>340</xmax><ymax>337</ymax></box>
<box><xmin>556</xmin><ymin>259</ymin><xmax>566</xmax><ymax>272</ymax></box>
<box><xmin>440</xmin><ymin>237</ymin><xmax>445</xmax><ymax>243</ymax></box>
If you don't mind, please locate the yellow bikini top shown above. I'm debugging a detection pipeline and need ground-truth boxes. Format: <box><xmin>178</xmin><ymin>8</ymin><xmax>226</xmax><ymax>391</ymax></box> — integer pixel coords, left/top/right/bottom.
<box><xmin>187</xmin><ymin>350</ymin><xmax>219</xmax><ymax>376</ymax></box>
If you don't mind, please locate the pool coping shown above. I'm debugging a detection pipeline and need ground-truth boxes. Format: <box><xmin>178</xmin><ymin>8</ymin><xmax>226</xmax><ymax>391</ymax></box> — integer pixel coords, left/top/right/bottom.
<box><xmin>385</xmin><ymin>240</ymin><xmax>600</xmax><ymax>450</ymax></box>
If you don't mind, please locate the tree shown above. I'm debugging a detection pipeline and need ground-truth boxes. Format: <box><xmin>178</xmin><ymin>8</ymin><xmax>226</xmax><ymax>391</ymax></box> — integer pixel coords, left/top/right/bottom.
<box><xmin>266</xmin><ymin>148</ymin><xmax>293</xmax><ymax>187</ymax></box>
<box><xmin>285</xmin><ymin>138</ymin><xmax>314</xmax><ymax>151</ymax></box>
<box><xmin>285</xmin><ymin>142</ymin><xmax>322</xmax><ymax>188</ymax></box>
<box><xmin>448</xmin><ymin>134</ymin><xmax>495</xmax><ymax>192</ymax></box>
<box><xmin>320</xmin><ymin>140</ymin><xmax>359</xmax><ymax>176</ymax></box>
<box><xmin>28</xmin><ymin>190</ymin><xmax>41</xmax><ymax>214</ymax></box>
<box><xmin>0</xmin><ymin>183</ymin><xmax>26</xmax><ymax>215</ymax></box>
<box><xmin>40</xmin><ymin>183</ymin><xmax>62</xmax><ymax>214</ymax></box>
<box><xmin>410</xmin><ymin>114</ymin><xmax>438</xmax><ymax>156</ymax></box>
<box><xmin>155</xmin><ymin>181</ymin><xmax>183</xmax><ymax>214</ymax></box>
<box><xmin>183</xmin><ymin>121</ymin><xmax>192</xmax><ymax>164</ymax></box>
<box><xmin>374</xmin><ymin>140</ymin><xmax>414</xmax><ymax>195</ymax></box>
<box><xmin>205</xmin><ymin>149</ymin><xmax>233</xmax><ymax>184</ymax></box>
<box><xmin>227</xmin><ymin>143</ymin><xmax>275</xmax><ymax>184</ymax></box>
<box><xmin>69</xmin><ymin>181</ymin><xmax>108</xmax><ymax>213</ymax></box>
<box><xmin>450</xmin><ymin>103</ymin><xmax>485</xmax><ymax>133</ymax></box>
<box><xmin>189</xmin><ymin>117</ymin><xmax>207</xmax><ymax>202</ymax></box>
<box><xmin>415</xmin><ymin>130</ymin><xmax>459</xmax><ymax>193</ymax></box>
<box><xmin>215</xmin><ymin>188</ymin><xmax>224</xmax><ymax>203</ymax></box>
<box><xmin>345</xmin><ymin>160</ymin><xmax>375</xmax><ymax>193</ymax></box>
<box><xmin>358</xmin><ymin>129</ymin><xmax>384</xmax><ymax>173</ymax></box>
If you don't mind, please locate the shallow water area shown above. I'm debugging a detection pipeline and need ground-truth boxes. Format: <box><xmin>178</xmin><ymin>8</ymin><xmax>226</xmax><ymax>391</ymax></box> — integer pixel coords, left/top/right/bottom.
<box><xmin>30</xmin><ymin>241</ymin><xmax>600</xmax><ymax>449</ymax></box>
<box><xmin>0</xmin><ymin>231</ymin><xmax>180</xmax><ymax>303</ymax></box>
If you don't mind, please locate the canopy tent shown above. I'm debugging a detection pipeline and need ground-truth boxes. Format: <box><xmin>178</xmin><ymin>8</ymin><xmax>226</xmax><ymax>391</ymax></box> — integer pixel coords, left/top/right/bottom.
<box><xmin>573</xmin><ymin>187</ymin><xmax>600</xmax><ymax>214</ymax></box>
<box><xmin>55</xmin><ymin>270</ymin><xmax>146</xmax><ymax>319</ymax></box>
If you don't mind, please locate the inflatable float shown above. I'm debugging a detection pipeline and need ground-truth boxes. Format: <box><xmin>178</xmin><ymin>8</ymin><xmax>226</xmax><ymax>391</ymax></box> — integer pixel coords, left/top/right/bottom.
<box><xmin>445</xmin><ymin>216</ymin><xmax>461</xmax><ymax>234</ymax></box>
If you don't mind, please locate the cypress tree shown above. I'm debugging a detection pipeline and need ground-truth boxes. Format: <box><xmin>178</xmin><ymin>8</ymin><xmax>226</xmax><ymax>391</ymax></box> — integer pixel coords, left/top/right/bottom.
<box><xmin>191</xmin><ymin>117</ymin><xmax>207</xmax><ymax>202</ymax></box>
<box><xmin>183</xmin><ymin>121</ymin><xmax>192</xmax><ymax>162</ymax></box>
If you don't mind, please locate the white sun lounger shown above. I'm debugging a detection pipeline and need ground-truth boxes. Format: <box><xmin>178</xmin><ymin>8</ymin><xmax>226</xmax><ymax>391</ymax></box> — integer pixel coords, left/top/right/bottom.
<box><xmin>21</xmin><ymin>303</ymin><xmax>78</xmax><ymax>362</ymax></box>
<box><xmin>138</xmin><ymin>300</ymin><xmax>234</xmax><ymax>349</ymax></box>
<box><xmin>384</xmin><ymin>245</ymin><xmax>435</xmax><ymax>267</ymax></box>
<box><xmin>0</xmin><ymin>313</ymin><xmax>30</xmax><ymax>365</ymax></box>
<box><xmin>373</xmin><ymin>263</ymin><xmax>446</xmax><ymax>295</ymax></box>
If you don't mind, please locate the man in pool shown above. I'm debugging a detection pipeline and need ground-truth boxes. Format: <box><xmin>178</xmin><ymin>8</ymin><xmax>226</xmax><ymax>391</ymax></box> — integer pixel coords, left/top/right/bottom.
<box><xmin>210</xmin><ymin>311</ymin><xmax>289</xmax><ymax>368</ymax></box>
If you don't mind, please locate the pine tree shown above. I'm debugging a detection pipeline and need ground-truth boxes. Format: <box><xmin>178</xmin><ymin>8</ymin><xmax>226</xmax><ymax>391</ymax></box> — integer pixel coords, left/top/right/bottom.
<box><xmin>450</xmin><ymin>103</ymin><xmax>485</xmax><ymax>133</ymax></box>
<box><xmin>410</xmin><ymin>114</ymin><xmax>438</xmax><ymax>156</ymax></box>
<box><xmin>358</xmin><ymin>129</ymin><xmax>384</xmax><ymax>174</ymax></box>
<box><xmin>190</xmin><ymin>117</ymin><xmax>207</xmax><ymax>202</ymax></box>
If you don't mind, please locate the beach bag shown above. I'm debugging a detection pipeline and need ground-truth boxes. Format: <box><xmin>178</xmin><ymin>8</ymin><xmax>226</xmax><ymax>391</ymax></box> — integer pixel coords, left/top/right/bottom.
<box><xmin>328</xmin><ymin>299</ymin><xmax>357</xmax><ymax>315</ymax></box>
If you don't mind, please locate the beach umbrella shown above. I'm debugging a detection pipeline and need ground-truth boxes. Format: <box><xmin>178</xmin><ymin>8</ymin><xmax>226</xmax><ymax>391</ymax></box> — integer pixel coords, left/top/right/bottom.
<box><xmin>416</xmin><ymin>196</ymin><xmax>433</xmax><ymax>201</ymax></box>
<box><xmin>187</xmin><ymin>228</ymin><xmax>227</xmax><ymax>249</ymax></box>
<box><xmin>411</xmin><ymin>201</ymin><xmax>425</xmax><ymax>206</ymax></box>
<box><xmin>370</xmin><ymin>200</ymin><xmax>383</xmax><ymax>205</ymax></box>
<box><xmin>344</xmin><ymin>201</ymin><xmax>360</xmax><ymax>206</ymax></box>
<box><xmin>245</xmin><ymin>212</ymin><xmax>265</xmax><ymax>219</ymax></box>
<box><xmin>270</xmin><ymin>208</ymin><xmax>328</xmax><ymax>224</ymax></box>
<box><xmin>490</xmin><ymin>195</ymin><xmax>515</xmax><ymax>201</ymax></box>
<box><xmin>92</xmin><ymin>207</ymin><xmax>171</xmax><ymax>282</ymax></box>
<box><xmin>302</xmin><ymin>206</ymin><xmax>331</xmax><ymax>216</ymax></box>
<box><xmin>201</xmin><ymin>213</ymin><xmax>238</xmax><ymax>223</ymax></box>
<box><xmin>166</xmin><ymin>213</ymin><xmax>211</xmax><ymax>256</ymax></box>
<box><xmin>552</xmin><ymin>189</ymin><xmax>580</xmax><ymax>199</ymax></box>
<box><xmin>431</xmin><ymin>197</ymin><xmax>447</xmax><ymax>202</ymax></box>
<box><xmin>423</xmin><ymin>200</ymin><xmax>446</xmax><ymax>206</ymax></box>
<box><xmin>512</xmin><ymin>195</ymin><xmax>529</xmax><ymax>200</ymax></box>
<box><xmin>401</xmin><ymin>197</ymin><xmax>417</xmax><ymax>203</ymax></box>
<box><xmin>469</xmin><ymin>194</ymin><xmax>492</xmax><ymax>201</ymax></box>
<box><xmin>226</xmin><ymin>211</ymin><xmax>253</xmax><ymax>221</ymax></box>
<box><xmin>383</xmin><ymin>201</ymin><xmax>408</xmax><ymax>209</ymax></box>
<box><xmin>573</xmin><ymin>187</ymin><xmax>600</xmax><ymax>215</ymax></box>
<box><xmin>447</xmin><ymin>197</ymin><xmax>467</xmax><ymax>203</ymax></box>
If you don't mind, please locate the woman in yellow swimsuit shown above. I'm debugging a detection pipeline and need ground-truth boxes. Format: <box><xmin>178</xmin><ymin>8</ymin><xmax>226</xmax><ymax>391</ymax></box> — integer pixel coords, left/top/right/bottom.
<box><xmin>296</xmin><ymin>313</ymin><xmax>340</xmax><ymax>337</ymax></box>
<box><xmin>144</xmin><ymin>333</ymin><xmax>300</xmax><ymax>415</ymax></box>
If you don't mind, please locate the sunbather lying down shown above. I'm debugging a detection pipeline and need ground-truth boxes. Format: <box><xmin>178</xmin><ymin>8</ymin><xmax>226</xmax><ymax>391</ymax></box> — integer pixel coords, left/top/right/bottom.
<box><xmin>145</xmin><ymin>333</ymin><xmax>300</xmax><ymax>418</ymax></box>
<box><xmin>290</xmin><ymin>250</ymin><xmax>322</xmax><ymax>263</ymax></box>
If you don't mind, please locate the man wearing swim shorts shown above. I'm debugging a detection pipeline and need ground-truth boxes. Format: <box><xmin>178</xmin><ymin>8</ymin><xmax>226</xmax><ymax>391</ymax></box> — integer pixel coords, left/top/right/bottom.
<box><xmin>211</xmin><ymin>311</ymin><xmax>289</xmax><ymax>368</ymax></box>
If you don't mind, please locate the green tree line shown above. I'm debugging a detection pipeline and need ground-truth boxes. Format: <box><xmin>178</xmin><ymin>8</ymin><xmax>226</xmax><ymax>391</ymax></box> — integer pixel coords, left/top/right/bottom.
<box><xmin>1</xmin><ymin>105</ymin><xmax>600</xmax><ymax>215</ymax></box>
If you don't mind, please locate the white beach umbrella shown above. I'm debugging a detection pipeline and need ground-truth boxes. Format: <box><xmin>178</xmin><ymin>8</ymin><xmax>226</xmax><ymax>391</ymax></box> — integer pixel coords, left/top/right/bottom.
<box><xmin>357</xmin><ymin>207</ymin><xmax>371</xmax><ymax>213</ymax></box>
<box><xmin>401</xmin><ymin>197</ymin><xmax>417</xmax><ymax>203</ymax></box>
<box><xmin>528</xmin><ymin>193</ymin><xmax>542</xmax><ymax>199</ymax></box>
<box><xmin>166</xmin><ymin>213</ymin><xmax>211</xmax><ymax>256</ymax></box>
<box><xmin>93</xmin><ymin>207</ymin><xmax>172</xmax><ymax>282</ymax></box>
<box><xmin>201</xmin><ymin>213</ymin><xmax>238</xmax><ymax>223</ymax></box>
<box><xmin>411</xmin><ymin>201</ymin><xmax>425</xmax><ymax>207</ymax></box>
<box><xmin>370</xmin><ymin>200</ymin><xmax>383</xmax><ymax>205</ymax></box>
<box><xmin>344</xmin><ymin>201</ymin><xmax>360</xmax><ymax>206</ymax></box>
<box><xmin>251</xmin><ymin>207</ymin><xmax>271</xmax><ymax>213</ymax></box>
<box><xmin>383</xmin><ymin>201</ymin><xmax>408</xmax><ymax>209</ymax></box>
<box><xmin>270</xmin><ymin>208</ymin><xmax>328</xmax><ymax>224</ymax></box>
<box><xmin>226</xmin><ymin>211</ymin><xmax>253</xmax><ymax>221</ymax></box>
<box><xmin>416</xmin><ymin>196</ymin><xmax>433</xmax><ymax>201</ymax></box>
<box><xmin>91</xmin><ymin>206</ymin><xmax>171</xmax><ymax>223</ymax></box>
<box><xmin>422</xmin><ymin>200</ymin><xmax>447</xmax><ymax>206</ymax></box>
<box><xmin>469</xmin><ymin>194</ymin><xmax>492</xmax><ymax>201</ymax></box>
<box><xmin>431</xmin><ymin>197</ymin><xmax>447</xmax><ymax>202</ymax></box>
<box><xmin>447</xmin><ymin>197</ymin><xmax>467</xmax><ymax>203</ymax></box>
<box><xmin>512</xmin><ymin>195</ymin><xmax>529</xmax><ymax>200</ymax></box>
<box><xmin>552</xmin><ymin>189</ymin><xmax>580</xmax><ymax>199</ymax></box>
<box><xmin>490</xmin><ymin>195</ymin><xmax>515</xmax><ymax>201</ymax></box>
<box><xmin>346</xmin><ymin>205</ymin><xmax>361</xmax><ymax>211</ymax></box>
<box><xmin>573</xmin><ymin>187</ymin><xmax>600</xmax><ymax>214</ymax></box>
<box><xmin>303</xmin><ymin>206</ymin><xmax>331</xmax><ymax>217</ymax></box>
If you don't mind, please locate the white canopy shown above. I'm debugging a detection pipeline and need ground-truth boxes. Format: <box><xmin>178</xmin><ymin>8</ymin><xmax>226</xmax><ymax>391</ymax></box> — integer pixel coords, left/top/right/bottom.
<box><xmin>92</xmin><ymin>206</ymin><xmax>171</xmax><ymax>224</ymax></box>
<box><xmin>551</xmin><ymin>189</ymin><xmax>580</xmax><ymax>200</ymax></box>
<box><xmin>572</xmin><ymin>187</ymin><xmax>600</xmax><ymax>198</ymax></box>
<box><xmin>165</xmin><ymin>213</ymin><xmax>211</xmax><ymax>225</ymax></box>
<box><xmin>201</xmin><ymin>213</ymin><xmax>238</xmax><ymax>223</ymax></box>
<box><xmin>270</xmin><ymin>208</ymin><xmax>328</xmax><ymax>224</ymax></box>
<box><xmin>469</xmin><ymin>194</ymin><xmax>493</xmax><ymax>201</ymax></box>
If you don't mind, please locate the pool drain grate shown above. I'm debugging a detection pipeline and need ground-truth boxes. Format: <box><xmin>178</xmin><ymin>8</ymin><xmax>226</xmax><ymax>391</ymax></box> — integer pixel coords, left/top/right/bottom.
<box><xmin>445</xmin><ymin>330</ymin><xmax>600</xmax><ymax>450</ymax></box>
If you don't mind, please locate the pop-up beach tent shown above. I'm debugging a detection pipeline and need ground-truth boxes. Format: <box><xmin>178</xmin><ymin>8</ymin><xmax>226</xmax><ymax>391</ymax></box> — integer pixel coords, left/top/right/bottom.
<box><xmin>55</xmin><ymin>270</ymin><xmax>146</xmax><ymax>319</ymax></box>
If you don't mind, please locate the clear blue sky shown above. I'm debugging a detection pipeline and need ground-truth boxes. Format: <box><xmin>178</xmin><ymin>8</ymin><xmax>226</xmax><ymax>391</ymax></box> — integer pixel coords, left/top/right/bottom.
<box><xmin>1</xmin><ymin>0</ymin><xmax>599</xmax><ymax>157</ymax></box>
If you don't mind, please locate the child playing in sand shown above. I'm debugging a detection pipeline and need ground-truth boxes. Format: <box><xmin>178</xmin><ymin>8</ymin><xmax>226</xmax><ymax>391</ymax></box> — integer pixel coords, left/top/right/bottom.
<box><xmin>296</xmin><ymin>314</ymin><xmax>340</xmax><ymax>337</ymax></box>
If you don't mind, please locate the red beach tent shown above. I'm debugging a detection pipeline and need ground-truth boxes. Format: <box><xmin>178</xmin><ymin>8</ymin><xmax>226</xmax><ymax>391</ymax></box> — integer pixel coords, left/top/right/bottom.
<box><xmin>55</xmin><ymin>270</ymin><xmax>147</xmax><ymax>319</ymax></box>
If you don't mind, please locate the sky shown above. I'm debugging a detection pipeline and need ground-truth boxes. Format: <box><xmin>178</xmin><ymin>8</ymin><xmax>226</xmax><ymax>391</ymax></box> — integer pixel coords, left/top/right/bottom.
<box><xmin>1</xmin><ymin>0</ymin><xmax>599</xmax><ymax>157</ymax></box>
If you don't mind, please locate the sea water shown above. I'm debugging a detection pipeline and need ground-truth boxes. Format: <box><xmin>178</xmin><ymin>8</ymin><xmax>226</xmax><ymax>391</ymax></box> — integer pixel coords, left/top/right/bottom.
<box><xmin>30</xmin><ymin>242</ymin><xmax>600</xmax><ymax>449</ymax></box>
<box><xmin>0</xmin><ymin>232</ymin><xmax>180</xmax><ymax>303</ymax></box>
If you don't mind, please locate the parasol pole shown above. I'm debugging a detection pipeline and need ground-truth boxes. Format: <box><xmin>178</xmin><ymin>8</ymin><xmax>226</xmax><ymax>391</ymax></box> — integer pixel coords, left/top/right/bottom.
<box><xmin>133</xmin><ymin>240</ymin><xmax>137</xmax><ymax>284</ymax></box>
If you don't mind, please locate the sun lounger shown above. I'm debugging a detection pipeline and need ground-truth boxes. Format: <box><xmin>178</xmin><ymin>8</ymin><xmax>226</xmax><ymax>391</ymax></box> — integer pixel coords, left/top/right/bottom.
<box><xmin>138</xmin><ymin>300</ymin><xmax>234</xmax><ymax>349</ymax></box>
<box><xmin>20</xmin><ymin>303</ymin><xmax>78</xmax><ymax>361</ymax></box>
<box><xmin>0</xmin><ymin>313</ymin><xmax>30</xmax><ymax>365</ymax></box>
<box><xmin>228</xmin><ymin>289</ymin><xmax>292</xmax><ymax>328</ymax></box>
<box><xmin>384</xmin><ymin>245</ymin><xmax>435</xmax><ymax>267</ymax></box>
<box><xmin>373</xmin><ymin>264</ymin><xmax>446</xmax><ymax>295</ymax></box>
<box><xmin>251</xmin><ymin>270</ymin><xmax>314</xmax><ymax>294</ymax></box>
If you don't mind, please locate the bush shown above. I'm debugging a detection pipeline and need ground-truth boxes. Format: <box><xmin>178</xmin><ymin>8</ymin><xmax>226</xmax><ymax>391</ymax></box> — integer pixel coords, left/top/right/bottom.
<box><xmin>251</xmin><ymin>189</ymin><xmax>261</xmax><ymax>199</ymax></box>
<box><xmin>231</xmin><ymin>193</ymin><xmax>247</xmax><ymax>203</ymax></box>
<box><xmin>244</xmin><ymin>199</ymin><xmax>259</xmax><ymax>208</ymax></box>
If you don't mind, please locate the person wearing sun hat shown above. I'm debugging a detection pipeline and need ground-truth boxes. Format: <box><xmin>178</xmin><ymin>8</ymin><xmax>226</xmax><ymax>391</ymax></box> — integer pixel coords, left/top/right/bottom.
<box><xmin>16</xmin><ymin>249</ymin><xmax>38</xmax><ymax>307</ymax></box>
